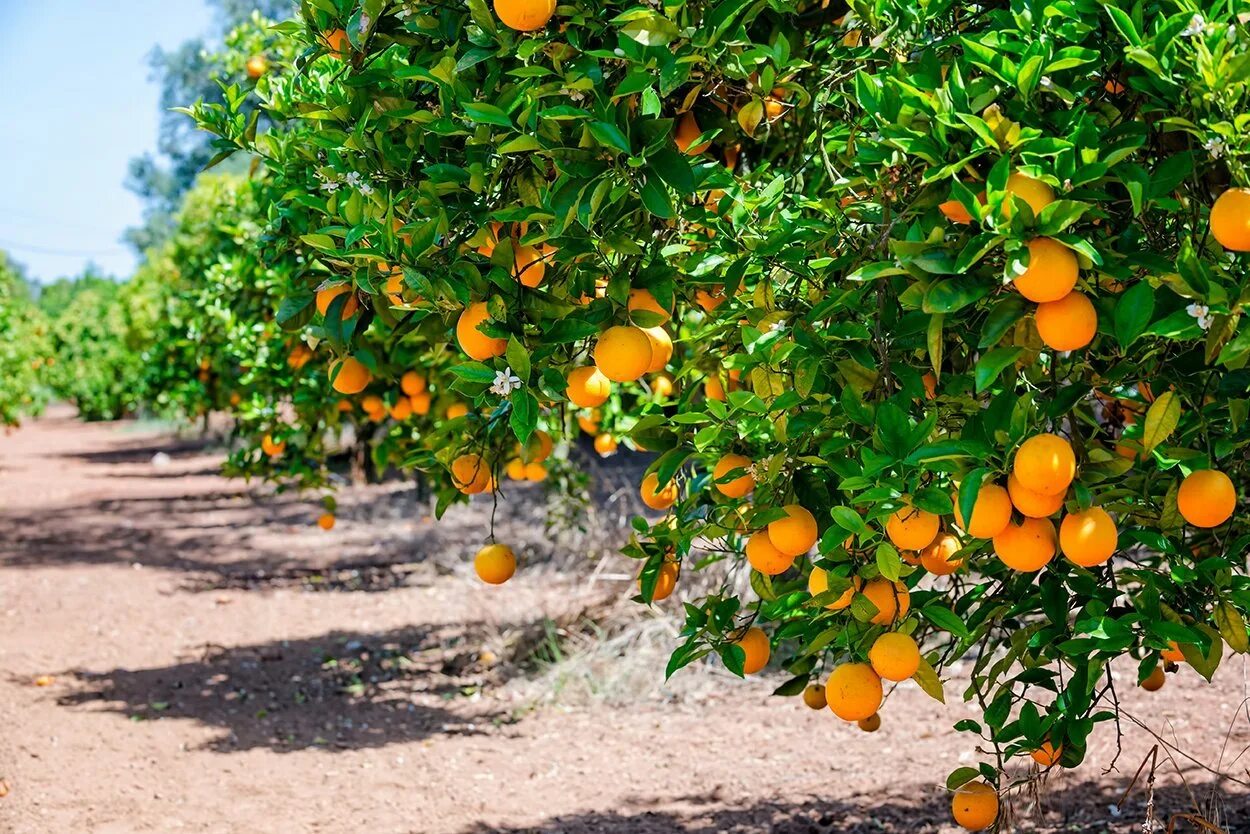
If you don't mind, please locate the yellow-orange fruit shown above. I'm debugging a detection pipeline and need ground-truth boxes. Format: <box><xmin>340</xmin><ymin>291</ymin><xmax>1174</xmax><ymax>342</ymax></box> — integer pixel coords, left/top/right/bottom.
<box><xmin>954</xmin><ymin>483</ymin><xmax>1012</xmax><ymax>538</ymax></box>
<box><xmin>652</xmin><ymin>373</ymin><xmax>674</xmax><ymax>398</ymax></box>
<box><xmin>629</xmin><ymin>288</ymin><xmax>671</xmax><ymax>324</ymax></box>
<box><xmin>939</xmin><ymin>199</ymin><xmax>973</xmax><ymax>224</ymax></box>
<box><xmin>493</xmin><ymin>0</ymin><xmax>555</xmax><ymax>30</ymax></box>
<box><xmin>594</xmin><ymin>326</ymin><xmax>653</xmax><ymax>382</ymax></box>
<box><xmin>807</xmin><ymin>568</ymin><xmax>860</xmax><ymax>610</ymax></box>
<box><xmin>246</xmin><ymin>54</ymin><xmax>268</xmax><ymax>79</ymax></box>
<box><xmin>695</xmin><ymin>286</ymin><xmax>726</xmax><ymax>312</ymax></box>
<box><xmin>868</xmin><ymin>632</ymin><xmax>921</xmax><ymax>681</ymax></box>
<box><xmin>712</xmin><ymin>453</ymin><xmax>755</xmax><ymax>498</ymax></box>
<box><xmin>521</xmin><ymin>429</ymin><xmax>554</xmax><ymax>464</ymax></box>
<box><xmin>1007</xmin><ymin>473</ymin><xmax>1066</xmax><ymax>518</ymax></box>
<box><xmin>802</xmin><ymin>684</ymin><xmax>827</xmax><ymax>710</ymax></box>
<box><xmin>384</xmin><ymin>271</ymin><xmax>416</xmax><ymax>307</ymax></box>
<box><xmin>476</xmin><ymin>221</ymin><xmax>502</xmax><ymax>257</ymax></box>
<box><xmin>1210</xmin><ymin>187</ymin><xmax>1250</xmax><ymax>251</ymax></box>
<box><xmin>523</xmin><ymin>462</ymin><xmax>547</xmax><ymax>481</ymax></box>
<box><xmin>321</xmin><ymin>28</ymin><xmax>350</xmax><ymax>59</ymax></box>
<box><xmin>642</xmin><ymin>561</ymin><xmax>679</xmax><ymax>602</ymax></box>
<box><xmin>919</xmin><ymin>533</ymin><xmax>964</xmax><ymax>575</ymax></box>
<box><xmin>593</xmin><ymin>433</ymin><xmax>618</xmax><ymax>457</ymax></box>
<box><xmin>475</xmin><ymin>544</ymin><xmax>516</xmax><ymax>584</ymax></box>
<box><xmin>861</xmin><ymin>578</ymin><xmax>910</xmax><ymax>625</ymax></box>
<box><xmin>566</xmin><ymin>366</ymin><xmax>611</xmax><ymax>408</ymax></box>
<box><xmin>505</xmin><ymin>458</ymin><xmax>527</xmax><ymax>480</ymax></box>
<box><xmin>1140</xmin><ymin>665</ymin><xmax>1166</xmax><ymax>691</ymax></box>
<box><xmin>577</xmin><ymin>409</ymin><xmax>601</xmax><ymax>435</ymax></box>
<box><xmin>401</xmin><ymin>370</ymin><xmax>427</xmax><ymax>396</ymax></box>
<box><xmin>316</xmin><ymin>512</ymin><xmax>335</xmax><ymax>531</ymax></box>
<box><xmin>410</xmin><ymin>391</ymin><xmax>431</xmax><ymax>415</ymax></box>
<box><xmin>640</xmin><ymin>472</ymin><xmax>678</xmax><ymax>510</ymax></box>
<box><xmin>825</xmin><ymin>663</ymin><xmax>883</xmax><ymax>721</ymax></box>
<box><xmin>1036</xmin><ymin>291</ymin><xmax>1097</xmax><ymax>352</ymax></box>
<box><xmin>885</xmin><ymin>505</ymin><xmax>940</xmax><ymax>551</ymax></box>
<box><xmin>1013</xmin><ymin>433</ymin><xmax>1076</xmax><ymax>496</ymax></box>
<box><xmin>857</xmin><ymin>713</ymin><xmax>882</xmax><ymax>732</ymax></box>
<box><xmin>951</xmin><ymin>782</ymin><xmax>999</xmax><ymax>831</ymax></box>
<box><xmin>1014</xmin><ymin>237</ymin><xmax>1078</xmax><ymax>303</ymax></box>
<box><xmin>388</xmin><ymin>397</ymin><xmax>412</xmax><ymax>421</ymax></box>
<box><xmin>734</xmin><ymin>626</ymin><xmax>770</xmax><ymax>674</ymax></box>
<box><xmin>1161</xmin><ymin>641</ymin><xmax>1186</xmax><ymax>663</ymax></box>
<box><xmin>674</xmin><ymin>112</ymin><xmax>710</xmax><ymax>155</ymax></box>
<box><xmin>316</xmin><ymin>283</ymin><xmax>359</xmax><ymax>318</ymax></box>
<box><xmin>993</xmin><ymin>517</ymin><xmax>1057</xmax><ymax>572</ymax></box>
<box><xmin>642</xmin><ymin>327</ymin><xmax>672</xmax><ymax>373</ymax></box>
<box><xmin>1005</xmin><ymin>172</ymin><xmax>1055</xmax><ymax>216</ymax></box>
<box><xmin>451</xmin><ymin>453</ymin><xmax>491</xmax><ymax>494</ymax></box>
<box><xmin>512</xmin><ymin>242</ymin><xmax>548</xmax><ymax>287</ymax></box>
<box><xmin>456</xmin><ymin>302</ymin><xmax>507</xmax><ymax>361</ymax></box>
<box><xmin>445</xmin><ymin>402</ymin><xmax>468</xmax><ymax>419</ymax></box>
<box><xmin>261</xmin><ymin>434</ymin><xmax>285</xmax><ymax>457</ymax></box>
<box><xmin>329</xmin><ymin>356</ymin><xmax>371</xmax><ymax>394</ymax></box>
<box><xmin>1031</xmin><ymin>742</ymin><xmax>1063</xmax><ymax>768</ymax></box>
<box><xmin>361</xmin><ymin>395</ymin><xmax>385</xmax><ymax>417</ymax></box>
<box><xmin>288</xmin><ymin>342</ymin><xmax>313</xmax><ymax>370</ymax></box>
<box><xmin>1059</xmin><ymin>507</ymin><xmax>1118</xmax><ymax>567</ymax></box>
<box><xmin>745</xmin><ymin>530</ymin><xmax>795</xmax><ymax>575</ymax></box>
<box><xmin>1177</xmin><ymin>469</ymin><xmax>1236</xmax><ymax>528</ymax></box>
<box><xmin>767</xmin><ymin>504</ymin><xmax>818</xmax><ymax>557</ymax></box>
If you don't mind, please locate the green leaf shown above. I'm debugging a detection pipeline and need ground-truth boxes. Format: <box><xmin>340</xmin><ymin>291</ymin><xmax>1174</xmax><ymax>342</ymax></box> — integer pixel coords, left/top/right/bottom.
<box><xmin>1113</xmin><ymin>281</ymin><xmax>1155</xmax><ymax>348</ymax></box>
<box><xmin>1181</xmin><ymin>624</ymin><xmax>1223</xmax><ymax>682</ymax></box>
<box><xmin>509</xmin><ymin>389</ymin><xmax>538</xmax><ymax>444</ymax></box>
<box><xmin>640</xmin><ymin>176</ymin><xmax>673</xmax><ymax>218</ymax></box>
<box><xmin>462</xmin><ymin>101</ymin><xmax>513</xmax><ymax>127</ymax></box>
<box><xmin>923</xmin><ymin>605</ymin><xmax>971</xmax><ymax>638</ymax></box>
<box><xmin>588</xmin><ymin>121</ymin><xmax>632</xmax><ymax>155</ymax></box>
<box><xmin>1214</xmin><ymin>602</ymin><xmax>1249</xmax><ymax>654</ymax></box>
<box><xmin>449</xmin><ymin>362</ymin><xmax>497</xmax><ymax>384</ymax></box>
<box><xmin>876</xmin><ymin>543</ymin><xmax>902</xmax><ymax>581</ymax></box>
<box><xmin>505</xmin><ymin>336</ymin><xmax>531</xmax><ymax>381</ymax></box>
<box><xmin>1141</xmin><ymin>390</ymin><xmax>1180</xmax><ymax>452</ymax></box>
<box><xmin>915</xmin><ymin>656</ymin><xmax>946</xmax><ymax>705</ymax></box>
<box><xmin>498</xmin><ymin>135</ymin><xmax>541</xmax><ymax>154</ymax></box>
<box><xmin>647</xmin><ymin>148</ymin><xmax>695</xmax><ymax>195</ymax></box>
<box><xmin>974</xmin><ymin>347</ymin><xmax>1022</xmax><ymax>393</ymax></box>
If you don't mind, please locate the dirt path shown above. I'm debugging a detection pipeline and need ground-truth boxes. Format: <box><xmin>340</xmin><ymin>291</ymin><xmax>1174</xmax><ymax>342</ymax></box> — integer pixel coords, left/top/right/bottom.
<box><xmin>2</xmin><ymin>408</ymin><xmax>1249</xmax><ymax>833</ymax></box>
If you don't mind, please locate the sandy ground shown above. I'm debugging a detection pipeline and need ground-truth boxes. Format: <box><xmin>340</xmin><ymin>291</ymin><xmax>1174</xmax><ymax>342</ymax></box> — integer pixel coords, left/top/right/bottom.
<box><xmin>2</xmin><ymin>406</ymin><xmax>1250</xmax><ymax>833</ymax></box>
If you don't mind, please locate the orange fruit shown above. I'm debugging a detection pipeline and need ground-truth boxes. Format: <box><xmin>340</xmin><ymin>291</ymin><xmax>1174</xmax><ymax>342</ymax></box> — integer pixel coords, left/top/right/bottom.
<box><xmin>674</xmin><ymin>111</ymin><xmax>710</xmax><ymax>155</ymax></box>
<box><xmin>1059</xmin><ymin>507</ymin><xmax>1118</xmax><ymax>567</ymax></box>
<box><xmin>493</xmin><ymin>0</ymin><xmax>555</xmax><ymax>30</ymax></box>
<box><xmin>939</xmin><ymin>199</ymin><xmax>973</xmax><ymax>224</ymax></box>
<box><xmin>474</xmin><ymin>543</ymin><xmax>516</xmax><ymax>584</ymax></box>
<box><xmin>919</xmin><ymin>533</ymin><xmax>964</xmax><ymax>575</ymax></box>
<box><xmin>802</xmin><ymin>684</ymin><xmax>827</xmax><ymax>710</ymax></box>
<box><xmin>1007</xmin><ymin>473</ymin><xmax>1066</xmax><ymax>518</ymax></box>
<box><xmin>577</xmin><ymin>408</ymin><xmax>601</xmax><ymax>434</ymax></box>
<box><xmin>641</xmin><ymin>327</ymin><xmax>672</xmax><ymax>373</ymax></box>
<box><xmin>703</xmin><ymin>368</ymin><xmax>740</xmax><ymax>402</ymax></box>
<box><xmin>513</xmin><ymin>242</ymin><xmax>548</xmax><ymax>287</ymax></box>
<box><xmin>456</xmin><ymin>302</ymin><xmax>507</xmax><ymax>361</ymax></box>
<box><xmin>476</xmin><ymin>221</ymin><xmax>502</xmax><ymax>257</ymax></box>
<box><xmin>593</xmin><ymin>433</ymin><xmax>618</xmax><ymax>457</ymax></box>
<box><xmin>733</xmin><ymin>626</ymin><xmax>770</xmax><ymax>674</ymax></box>
<box><xmin>1005</xmin><ymin>172</ymin><xmax>1055</xmax><ymax>216</ymax></box>
<box><xmin>451</xmin><ymin>453</ymin><xmax>491</xmax><ymax>494</ymax></box>
<box><xmin>594</xmin><ymin>326</ymin><xmax>653</xmax><ymax>382</ymax></box>
<box><xmin>953</xmin><ymin>483</ymin><xmax>1012</xmax><ymax>538</ymax></box>
<box><xmin>1210</xmin><ymin>187</ymin><xmax>1250</xmax><ymax>251</ymax></box>
<box><xmin>868</xmin><ymin>632</ymin><xmax>921</xmax><ymax>681</ymax></box>
<box><xmin>1031</xmin><ymin>741</ymin><xmax>1063</xmax><ymax>768</ymax></box>
<box><xmin>287</xmin><ymin>343</ymin><xmax>313</xmax><ymax>370</ymax></box>
<box><xmin>1035</xmin><ymin>291</ymin><xmax>1097</xmax><ymax>352</ymax></box>
<box><xmin>745</xmin><ymin>530</ymin><xmax>795</xmax><ymax>575</ymax></box>
<box><xmin>861</xmin><ymin>578</ymin><xmax>910</xmax><ymax>625</ymax></box>
<box><xmin>652</xmin><ymin>373</ymin><xmax>674</xmax><ymax>398</ymax></box>
<box><xmin>445</xmin><ymin>402</ymin><xmax>469</xmax><ymax>420</ymax></box>
<box><xmin>857</xmin><ymin>713</ymin><xmax>882</xmax><ymax>732</ymax></box>
<box><xmin>807</xmin><ymin>568</ymin><xmax>860</xmax><ymax>610</ymax></box>
<box><xmin>410</xmin><ymin>391</ymin><xmax>431</xmax><ymax>415</ymax></box>
<box><xmin>628</xmin><ymin>288</ymin><xmax>671</xmax><ymax>323</ymax></box>
<box><xmin>951</xmin><ymin>781</ymin><xmax>999</xmax><ymax>831</ymax></box>
<box><xmin>361</xmin><ymin>395</ymin><xmax>385</xmax><ymax>418</ymax></box>
<box><xmin>523</xmin><ymin>462</ymin><xmax>547</xmax><ymax>481</ymax></box>
<box><xmin>522</xmin><ymin>429</ymin><xmax>554</xmax><ymax>464</ymax></box>
<box><xmin>566</xmin><ymin>366</ymin><xmax>611</xmax><ymax>408</ymax></box>
<box><xmin>695</xmin><ymin>286</ymin><xmax>726</xmax><ymax>311</ymax></box>
<box><xmin>885</xmin><ymin>505</ymin><xmax>940</xmax><ymax>550</ymax></box>
<box><xmin>825</xmin><ymin>663</ymin><xmax>883</xmax><ymax>721</ymax></box>
<box><xmin>329</xmin><ymin>356</ymin><xmax>371</xmax><ymax>394</ymax></box>
<box><xmin>1161</xmin><ymin>641</ymin><xmax>1186</xmax><ymax>663</ymax></box>
<box><xmin>1014</xmin><ymin>237</ymin><xmax>1078</xmax><ymax>303</ymax></box>
<box><xmin>321</xmin><ymin>28</ymin><xmax>350</xmax><ymax>59</ymax></box>
<box><xmin>1013</xmin><ymin>433</ymin><xmax>1076</xmax><ymax>496</ymax></box>
<box><xmin>1177</xmin><ymin>469</ymin><xmax>1236</xmax><ymax>528</ymax></box>
<box><xmin>316</xmin><ymin>283</ymin><xmax>359</xmax><ymax>318</ymax></box>
<box><xmin>643</xmin><ymin>560</ymin><xmax>679</xmax><ymax>602</ymax></box>
<box><xmin>1140</xmin><ymin>665</ymin><xmax>1166</xmax><ymax>691</ymax></box>
<box><xmin>712</xmin><ymin>453</ymin><xmax>754</xmax><ymax>498</ymax></box>
<box><xmin>246</xmin><ymin>54</ymin><xmax>268</xmax><ymax>79</ymax></box>
<box><xmin>767</xmin><ymin>504</ymin><xmax>818</xmax><ymax>556</ymax></box>
<box><xmin>261</xmin><ymin>434</ymin><xmax>285</xmax><ymax>457</ymax></box>
<box><xmin>401</xmin><ymin>370</ymin><xmax>426</xmax><ymax>395</ymax></box>
<box><xmin>505</xmin><ymin>459</ymin><xmax>527</xmax><ymax>480</ymax></box>
<box><xmin>388</xmin><ymin>397</ymin><xmax>412</xmax><ymax>421</ymax></box>
<box><xmin>993</xmin><ymin>517</ymin><xmax>1057</xmax><ymax>572</ymax></box>
<box><xmin>384</xmin><ymin>271</ymin><xmax>416</xmax><ymax>307</ymax></box>
<box><xmin>640</xmin><ymin>472</ymin><xmax>678</xmax><ymax>510</ymax></box>
<box><xmin>317</xmin><ymin>513</ymin><xmax>336</xmax><ymax>531</ymax></box>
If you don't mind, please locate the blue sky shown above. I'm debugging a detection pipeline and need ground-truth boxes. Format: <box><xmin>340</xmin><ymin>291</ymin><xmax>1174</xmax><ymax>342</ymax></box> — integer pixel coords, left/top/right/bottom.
<box><xmin>0</xmin><ymin>0</ymin><xmax>213</xmax><ymax>284</ymax></box>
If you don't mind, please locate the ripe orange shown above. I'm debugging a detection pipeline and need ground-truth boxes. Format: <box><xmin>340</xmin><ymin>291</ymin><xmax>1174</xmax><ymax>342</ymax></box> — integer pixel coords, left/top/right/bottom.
<box><xmin>1059</xmin><ymin>507</ymin><xmax>1118</xmax><ymax>567</ymax></box>
<box><xmin>594</xmin><ymin>326</ymin><xmax>653</xmax><ymax>382</ymax></box>
<box><xmin>523</xmin><ymin>462</ymin><xmax>547</xmax><ymax>481</ymax></box>
<box><xmin>513</xmin><ymin>242</ymin><xmax>549</xmax><ymax>287</ymax></box>
<box><xmin>456</xmin><ymin>302</ymin><xmax>507</xmax><ymax>361</ymax></box>
<box><xmin>246</xmin><ymin>54</ymin><xmax>268</xmax><ymax>79</ymax></box>
<box><xmin>384</xmin><ymin>271</ymin><xmax>417</xmax><ymax>307</ymax></box>
<box><xmin>652</xmin><ymin>373</ymin><xmax>674</xmax><ymax>398</ymax></box>
<box><xmin>476</xmin><ymin>221</ymin><xmax>502</xmax><ymax>257</ymax></box>
<box><xmin>410</xmin><ymin>391</ymin><xmax>432</xmax><ymax>415</ymax></box>
<box><xmin>1035</xmin><ymin>291</ymin><xmax>1097</xmax><ymax>352</ymax></box>
<box><xmin>640</xmin><ymin>472</ymin><xmax>678</xmax><ymax>510</ymax></box>
<box><xmin>695</xmin><ymin>286</ymin><xmax>726</xmax><ymax>312</ymax></box>
<box><xmin>703</xmin><ymin>368</ymin><xmax>740</xmax><ymax>402</ymax></box>
<box><xmin>868</xmin><ymin>632</ymin><xmax>921</xmax><ymax>681</ymax></box>
<box><xmin>734</xmin><ymin>626</ymin><xmax>770</xmax><ymax>674</ymax></box>
<box><xmin>577</xmin><ymin>409</ymin><xmax>601</xmax><ymax>434</ymax></box>
<box><xmin>1140</xmin><ymin>665</ymin><xmax>1166</xmax><ymax>691</ymax></box>
<box><xmin>1177</xmin><ymin>469</ymin><xmax>1236</xmax><ymax>528</ymax></box>
<box><xmin>674</xmin><ymin>112</ymin><xmax>710</xmax><ymax>155</ymax></box>
<box><xmin>745</xmin><ymin>530</ymin><xmax>795</xmax><ymax>575</ymax></box>
<box><xmin>329</xmin><ymin>356</ymin><xmax>371</xmax><ymax>394</ymax></box>
<box><xmin>861</xmin><ymin>578</ymin><xmax>910</xmax><ymax>625</ymax></box>
<box><xmin>317</xmin><ymin>513</ymin><xmax>336</xmax><ymax>531</ymax></box>
<box><xmin>1005</xmin><ymin>172</ymin><xmax>1055</xmax><ymax>216</ymax></box>
<box><xmin>825</xmin><ymin>663</ymin><xmax>883</xmax><ymax>721</ymax></box>
<box><xmin>288</xmin><ymin>343</ymin><xmax>313</xmax><ymax>370</ymax></box>
<box><xmin>493</xmin><ymin>0</ymin><xmax>555</xmax><ymax>30</ymax></box>
<box><xmin>1161</xmin><ymin>641</ymin><xmax>1186</xmax><ymax>663</ymax></box>
<box><xmin>919</xmin><ymin>533</ymin><xmax>964</xmax><ymax>575</ymax></box>
<box><xmin>261</xmin><ymin>434</ymin><xmax>285</xmax><ymax>457</ymax></box>
<box><xmin>953</xmin><ymin>483</ymin><xmax>1012</xmax><ymax>538</ymax></box>
<box><xmin>807</xmin><ymin>568</ymin><xmax>860</xmax><ymax>610</ymax></box>
<box><xmin>388</xmin><ymin>397</ymin><xmax>412</xmax><ymax>421</ymax></box>
<box><xmin>857</xmin><ymin>713</ymin><xmax>881</xmax><ymax>732</ymax></box>
<box><xmin>1031</xmin><ymin>741</ymin><xmax>1063</xmax><ymax>768</ymax></box>
<box><xmin>1007</xmin><ymin>473</ymin><xmax>1066</xmax><ymax>518</ymax></box>
<box><xmin>593</xmin><ymin>433</ymin><xmax>618</xmax><ymax>457</ymax></box>
<box><xmin>712</xmin><ymin>453</ymin><xmax>754</xmax><ymax>498</ymax></box>
<box><xmin>885</xmin><ymin>505</ymin><xmax>940</xmax><ymax>550</ymax></box>
<box><xmin>475</xmin><ymin>543</ymin><xmax>516</xmax><ymax>584</ymax></box>
<box><xmin>1013</xmin><ymin>433</ymin><xmax>1076</xmax><ymax>496</ymax></box>
<box><xmin>641</xmin><ymin>327</ymin><xmax>672</xmax><ymax>373</ymax></box>
<box><xmin>1014</xmin><ymin>237</ymin><xmax>1078</xmax><ymax>303</ymax></box>
<box><xmin>401</xmin><ymin>370</ymin><xmax>427</xmax><ymax>396</ymax></box>
<box><xmin>321</xmin><ymin>28</ymin><xmax>350</xmax><ymax>59</ymax></box>
<box><xmin>628</xmin><ymin>288</ymin><xmax>671</xmax><ymax>323</ymax></box>
<box><xmin>521</xmin><ymin>429</ymin><xmax>554</xmax><ymax>463</ymax></box>
<box><xmin>767</xmin><ymin>504</ymin><xmax>818</xmax><ymax>556</ymax></box>
<box><xmin>505</xmin><ymin>458</ymin><xmax>527</xmax><ymax>480</ymax></box>
<box><xmin>316</xmin><ymin>283</ymin><xmax>359</xmax><ymax>318</ymax></box>
<box><xmin>951</xmin><ymin>782</ymin><xmax>999</xmax><ymax>831</ymax></box>
<box><xmin>939</xmin><ymin>199</ymin><xmax>973</xmax><ymax>224</ymax></box>
<box><xmin>993</xmin><ymin>517</ymin><xmax>1057</xmax><ymax>572</ymax></box>
<box><xmin>802</xmin><ymin>684</ymin><xmax>827</xmax><ymax>710</ymax></box>
<box><xmin>361</xmin><ymin>395</ymin><xmax>385</xmax><ymax>419</ymax></box>
<box><xmin>643</xmin><ymin>560</ymin><xmax>680</xmax><ymax>602</ymax></box>
<box><xmin>566</xmin><ymin>366</ymin><xmax>611</xmax><ymax>408</ymax></box>
<box><xmin>445</xmin><ymin>402</ymin><xmax>468</xmax><ymax>420</ymax></box>
<box><xmin>451</xmin><ymin>453</ymin><xmax>491</xmax><ymax>494</ymax></box>
<box><xmin>1210</xmin><ymin>187</ymin><xmax>1250</xmax><ymax>251</ymax></box>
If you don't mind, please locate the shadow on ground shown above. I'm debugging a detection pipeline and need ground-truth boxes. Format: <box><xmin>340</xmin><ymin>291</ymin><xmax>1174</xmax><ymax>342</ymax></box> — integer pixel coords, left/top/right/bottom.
<box><xmin>52</xmin><ymin>623</ymin><xmax>520</xmax><ymax>753</ymax></box>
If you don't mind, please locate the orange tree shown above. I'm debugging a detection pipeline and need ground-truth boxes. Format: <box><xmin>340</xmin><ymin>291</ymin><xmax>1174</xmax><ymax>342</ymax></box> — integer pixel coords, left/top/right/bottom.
<box><xmin>0</xmin><ymin>252</ymin><xmax>53</xmax><ymax>426</ymax></box>
<box><xmin>187</xmin><ymin>0</ymin><xmax>1250</xmax><ymax>827</ymax></box>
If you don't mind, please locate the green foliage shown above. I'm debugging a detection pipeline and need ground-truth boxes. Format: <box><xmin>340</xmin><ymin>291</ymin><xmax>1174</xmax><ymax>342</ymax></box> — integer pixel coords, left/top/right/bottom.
<box><xmin>0</xmin><ymin>252</ymin><xmax>53</xmax><ymax>426</ymax></box>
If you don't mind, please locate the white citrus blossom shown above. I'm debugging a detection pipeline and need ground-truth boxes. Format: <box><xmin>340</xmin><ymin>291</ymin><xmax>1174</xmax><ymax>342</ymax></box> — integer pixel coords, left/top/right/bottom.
<box><xmin>1186</xmin><ymin>303</ymin><xmax>1213</xmax><ymax>331</ymax></box>
<box><xmin>491</xmin><ymin>367</ymin><xmax>523</xmax><ymax>397</ymax></box>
